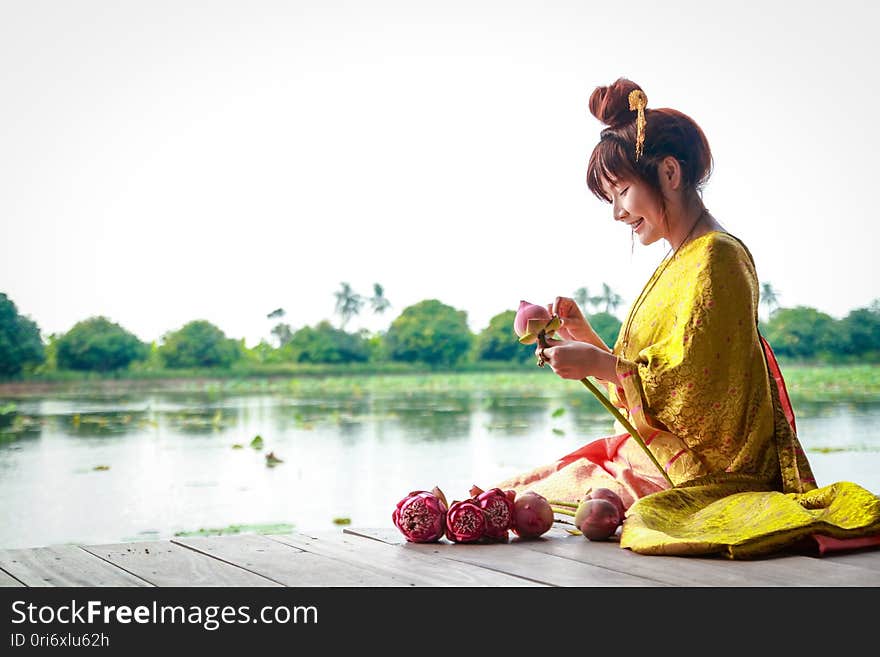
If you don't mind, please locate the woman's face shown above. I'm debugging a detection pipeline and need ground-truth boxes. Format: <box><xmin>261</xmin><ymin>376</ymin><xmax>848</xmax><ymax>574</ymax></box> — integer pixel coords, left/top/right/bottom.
<box><xmin>602</xmin><ymin>176</ymin><xmax>666</xmax><ymax>246</ymax></box>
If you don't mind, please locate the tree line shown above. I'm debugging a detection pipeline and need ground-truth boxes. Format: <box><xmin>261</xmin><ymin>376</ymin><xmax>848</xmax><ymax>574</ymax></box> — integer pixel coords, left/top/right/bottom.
<box><xmin>1</xmin><ymin>281</ymin><xmax>879</xmax><ymax>377</ymax></box>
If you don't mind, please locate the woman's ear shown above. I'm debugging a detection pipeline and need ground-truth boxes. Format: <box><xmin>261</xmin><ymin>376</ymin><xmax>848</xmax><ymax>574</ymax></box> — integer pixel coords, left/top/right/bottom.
<box><xmin>659</xmin><ymin>156</ymin><xmax>682</xmax><ymax>192</ymax></box>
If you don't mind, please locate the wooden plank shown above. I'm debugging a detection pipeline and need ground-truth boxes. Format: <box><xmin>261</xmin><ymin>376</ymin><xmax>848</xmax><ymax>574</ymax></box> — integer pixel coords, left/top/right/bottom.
<box><xmin>341</xmin><ymin>528</ymin><xmax>663</xmax><ymax>587</ymax></box>
<box><xmin>0</xmin><ymin>567</ymin><xmax>25</xmax><ymax>587</ymax></box>
<box><xmin>518</xmin><ymin>528</ymin><xmax>880</xmax><ymax>587</ymax></box>
<box><xmin>0</xmin><ymin>545</ymin><xmax>153</xmax><ymax>587</ymax></box>
<box><xmin>348</xmin><ymin>526</ymin><xmax>880</xmax><ymax>587</ymax></box>
<box><xmin>817</xmin><ymin>550</ymin><xmax>880</xmax><ymax>573</ymax></box>
<box><xmin>267</xmin><ymin>531</ymin><xmax>546</xmax><ymax>587</ymax></box>
<box><xmin>172</xmin><ymin>533</ymin><xmax>407</xmax><ymax>586</ymax></box>
<box><xmin>80</xmin><ymin>540</ymin><xmax>281</xmax><ymax>587</ymax></box>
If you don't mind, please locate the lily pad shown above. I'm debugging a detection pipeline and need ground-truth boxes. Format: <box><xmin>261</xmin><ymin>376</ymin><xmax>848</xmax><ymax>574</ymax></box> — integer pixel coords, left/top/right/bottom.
<box><xmin>250</xmin><ymin>435</ymin><xmax>264</xmax><ymax>449</ymax></box>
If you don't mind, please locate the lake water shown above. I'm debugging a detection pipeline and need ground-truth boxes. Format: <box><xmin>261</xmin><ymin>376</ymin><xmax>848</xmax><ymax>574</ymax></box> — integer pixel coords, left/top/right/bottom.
<box><xmin>1</xmin><ymin>387</ymin><xmax>879</xmax><ymax>549</ymax></box>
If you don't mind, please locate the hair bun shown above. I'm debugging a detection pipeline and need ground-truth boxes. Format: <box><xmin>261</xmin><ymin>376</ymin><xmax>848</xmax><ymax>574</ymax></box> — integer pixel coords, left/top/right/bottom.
<box><xmin>589</xmin><ymin>78</ymin><xmax>646</xmax><ymax>128</ymax></box>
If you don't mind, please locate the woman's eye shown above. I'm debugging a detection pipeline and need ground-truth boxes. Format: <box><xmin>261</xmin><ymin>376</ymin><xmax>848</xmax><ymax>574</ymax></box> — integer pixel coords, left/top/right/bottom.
<box><xmin>620</xmin><ymin>187</ymin><xmax>629</xmax><ymax>196</ymax></box>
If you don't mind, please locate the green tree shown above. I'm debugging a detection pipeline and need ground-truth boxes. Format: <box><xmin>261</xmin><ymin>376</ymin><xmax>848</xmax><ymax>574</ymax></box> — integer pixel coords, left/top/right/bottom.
<box><xmin>386</xmin><ymin>299</ymin><xmax>473</xmax><ymax>366</ymax></box>
<box><xmin>475</xmin><ymin>310</ymin><xmax>532</xmax><ymax>362</ymax></box>
<box><xmin>596</xmin><ymin>282</ymin><xmax>623</xmax><ymax>314</ymax></box>
<box><xmin>158</xmin><ymin>320</ymin><xmax>242</xmax><ymax>368</ymax></box>
<box><xmin>56</xmin><ymin>316</ymin><xmax>147</xmax><ymax>372</ymax></box>
<box><xmin>0</xmin><ymin>293</ymin><xmax>45</xmax><ymax>376</ymax></box>
<box><xmin>334</xmin><ymin>282</ymin><xmax>364</xmax><ymax>329</ymax></box>
<box><xmin>370</xmin><ymin>283</ymin><xmax>391</xmax><ymax>315</ymax></box>
<box><xmin>838</xmin><ymin>304</ymin><xmax>880</xmax><ymax>358</ymax></box>
<box><xmin>762</xmin><ymin>306</ymin><xmax>837</xmax><ymax>360</ymax></box>
<box><xmin>284</xmin><ymin>321</ymin><xmax>370</xmax><ymax>363</ymax></box>
<box><xmin>760</xmin><ymin>282</ymin><xmax>780</xmax><ymax>319</ymax></box>
<box><xmin>587</xmin><ymin>312</ymin><xmax>623</xmax><ymax>349</ymax></box>
<box><xmin>266</xmin><ymin>308</ymin><xmax>292</xmax><ymax>347</ymax></box>
<box><xmin>573</xmin><ymin>287</ymin><xmax>594</xmax><ymax>314</ymax></box>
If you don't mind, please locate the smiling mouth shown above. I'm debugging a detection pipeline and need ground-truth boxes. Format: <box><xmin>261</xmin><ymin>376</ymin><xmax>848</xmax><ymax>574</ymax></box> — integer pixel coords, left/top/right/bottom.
<box><xmin>629</xmin><ymin>218</ymin><xmax>644</xmax><ymax>231</ymax></box>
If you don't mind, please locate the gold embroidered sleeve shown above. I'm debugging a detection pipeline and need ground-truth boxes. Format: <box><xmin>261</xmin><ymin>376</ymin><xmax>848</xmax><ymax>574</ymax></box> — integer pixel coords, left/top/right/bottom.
<box><xmin>616</xmin><ymin>238</ymin><xmax>771</xmax><ymax>475</ymax></box>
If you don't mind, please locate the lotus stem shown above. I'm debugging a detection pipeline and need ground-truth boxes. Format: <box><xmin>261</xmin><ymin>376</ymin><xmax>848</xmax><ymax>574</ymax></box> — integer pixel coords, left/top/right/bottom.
<box><xmin>553</xmin><ymin>518</ymin><xmax>576</xmax><ymax>526</ymax></box>
<box><xmin>551</xmin><ymin>506</ymin><xmax>576</xmax><ymax>517</ymax></box>
<box><xmin>578</xmin><ymin>377</ymin><xmax>675</xmax><ymax>488</ymax></box>
<box><xmin>548</xmin><ymin>499</ymin><xmax>578</xmax><ymax>509</ymax></box>
<box><xmin>536</xmin><ymin>327</ymin><xmax>674</xmax><ymax>488</ymax></box>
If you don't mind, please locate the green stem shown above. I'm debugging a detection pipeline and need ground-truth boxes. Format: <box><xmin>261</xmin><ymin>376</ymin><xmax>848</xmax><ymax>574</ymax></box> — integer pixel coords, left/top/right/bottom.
<box><xmin>536</xmin><ymin>327</ymin><xmax>674</xmax><ymax>488</ymax></box>
<box><xmin>548</xmin><ymin>499</ymin><xmax>578</xmax><ymax>509</ymax></box>
<box><xmin>578</xmin><ymin>377</ymin><xmax>675</xmax><ymax>488</ymax></box>
<box><xmin>551</xmin><ymin>506</ymin><xmax>576</xmax><ymax>517</ymax></box>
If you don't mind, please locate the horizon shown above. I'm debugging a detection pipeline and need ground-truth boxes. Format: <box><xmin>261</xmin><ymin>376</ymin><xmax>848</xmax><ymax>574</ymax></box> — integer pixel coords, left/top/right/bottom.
<box><xmin>2</xmin><ymin>1</ymin><xmax>878</xmax><ymax>347</ymax></box>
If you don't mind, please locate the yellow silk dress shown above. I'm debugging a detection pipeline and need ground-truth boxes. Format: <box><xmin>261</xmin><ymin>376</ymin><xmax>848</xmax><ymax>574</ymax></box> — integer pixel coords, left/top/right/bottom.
<box><xmin>495</xmin><ymin>230</ymin><xmax>880</xmax><ymax>558</ymax></box>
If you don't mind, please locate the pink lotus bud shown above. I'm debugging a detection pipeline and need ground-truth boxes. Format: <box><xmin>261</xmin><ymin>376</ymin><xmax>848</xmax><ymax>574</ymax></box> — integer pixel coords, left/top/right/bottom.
<box><xmin>576</xmin><ymin>498</ymin><xmax>621</xmax><ymax>541</ymax></box>
<box><xmin>392</xmin><ymin>490</ymin><xmax>447</xmax><ymax>543</ymax></box>
<box><xmin>445</xmin><ymin>499</ymin><xmax>486</xmax><ymax>543</ymax></box>
<box><xmin>514</xmin><ymin>301</ymin><xmax>551</xmax><ymax>339</ymax></box>
<box><xmin>476</xmin><ymin>487</ymin><xmax>516</xmax><ymax>540</ymax></box>
<box><xmin>585</xmin><ymin>487</ymin><xmax>626</xmax><ymax>521</ymax></box>
<box><xmin>513</xmin><ymin>300</ymin><xmax>562</xmax><ymax>345</ymax></box>
<box><xmin>512</xmin><ymin>491</ymin><xmax>554</xmax><ymax>539</ymax></box>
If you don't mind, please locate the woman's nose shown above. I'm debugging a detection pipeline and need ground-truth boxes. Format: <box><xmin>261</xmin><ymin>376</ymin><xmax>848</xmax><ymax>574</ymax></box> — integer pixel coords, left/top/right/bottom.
<box><xmin>613</xmin><ymin>201</ymin><xmax>628</xmax><ymax>221</ymax></box>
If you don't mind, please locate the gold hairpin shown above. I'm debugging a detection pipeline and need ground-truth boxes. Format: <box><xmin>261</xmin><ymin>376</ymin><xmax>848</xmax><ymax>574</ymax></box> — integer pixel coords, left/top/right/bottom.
<box><xmin>628</xmin><ymin>89</ymin><xmax>647</xmax><ymax>161</ymax></box>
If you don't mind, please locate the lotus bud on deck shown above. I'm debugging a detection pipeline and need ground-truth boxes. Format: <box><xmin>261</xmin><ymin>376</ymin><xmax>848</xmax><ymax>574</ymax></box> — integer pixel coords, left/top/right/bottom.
<box><xmin>392</xmin><ymin>489</ymin><xmax>448</xmax><ymax>543</ymax></box>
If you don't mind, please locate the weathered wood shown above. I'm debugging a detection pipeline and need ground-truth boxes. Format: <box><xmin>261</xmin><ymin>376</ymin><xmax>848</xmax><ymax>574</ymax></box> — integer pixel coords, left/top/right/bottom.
<box><xmin>342</xmin><ymin>528</ymin><xmax>663</xmax><ymax>587</ymax></box>
<box><xmin>532</xmin><ymin>533</ymin><xmax>880</xmax><ymax>587</ymax></box>
<box><xmin>268</xmin><ymin>530</ymin><xmax>546</xmax><ymax>587</ymax></box>
<box><xmin>173</xmin><ymin>533</ymin><xmax>407</xmax><ymax>586</ymax></box>
<box><xmin>817</xmin><ymin>550</ymin><xmax>880</xmax><ymax>573</ymax></box>
<box><xmin>0</xmin><ymin>545</ymin><xmax>153</xmax><ymax>587</ymax></box>
<box><xmin>80</xmin><ymin>540</ymin><xmax>281</xmax><ymax>587</ymax></box>
<box><xmin>0</xmin><ymin>567</ymin><xmax>25</xmax><ymax>587</ymax></box>
<box><xmin>348</xmin><ymin>526</ymin><xmax>880</xmax><ymax>587</ymax></box>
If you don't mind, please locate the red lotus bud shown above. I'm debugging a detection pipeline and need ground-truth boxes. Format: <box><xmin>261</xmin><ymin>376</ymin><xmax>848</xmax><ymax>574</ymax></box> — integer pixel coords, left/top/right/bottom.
<box><xmin>514</xmin><ymin>300</ymin><xmax>551</xmax><ymax>341</ymax></box>
<box><xmin>511</xmin><ymin>491</ymin><xmax>554</xmax><ymax>539</ymax></box>
<box><xmin>445</xmin><ymin>499</ymin><xmax>486</xmax><ymax>543</ymax></box>
<box><xmin>392</xmin><ymin>490</ymin><xmax>447</xmax><ymax>543</ymax></box>
<box><xmin>577</xmin><ymin>498</ymin><xmax>621</xmax><ymax>541</ymax></box>
<box><xmin>586</xmin><ymin>487</ymin><xmax>626</xmax><ymax>521</ymax></box>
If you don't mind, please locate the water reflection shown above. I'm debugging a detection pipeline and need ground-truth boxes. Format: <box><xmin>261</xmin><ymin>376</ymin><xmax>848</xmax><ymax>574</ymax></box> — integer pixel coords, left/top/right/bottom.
<box><xmin>0</xmin><ymin>389</ymin><xmax>877</xmax><ymax>549</ymax></box>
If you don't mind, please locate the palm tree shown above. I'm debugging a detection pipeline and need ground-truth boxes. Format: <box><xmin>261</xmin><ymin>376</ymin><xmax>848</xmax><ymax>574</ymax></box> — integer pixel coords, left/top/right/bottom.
<box><xmin>760</xmin><ymin>282</ymin><xmax>780</xmax><ymax>318</ymax></box>
<box><xmin>573</xmin><ymin>287</ymin><xmax>592</xmax><ymax>313</ymax></box>
<box><xmin>597</xmin><ymin>282</ymin><xmax>623</xmax><ymax>315</ymax></box>
<box><xmin>370</xmin><ymin>283</ymin><xmax>391</xmax><ymax>315</ymax></box>
<box><xmin>334</xmin><ymin>282</ymin><xmax>364</xmax><ymax>329</ymax></box>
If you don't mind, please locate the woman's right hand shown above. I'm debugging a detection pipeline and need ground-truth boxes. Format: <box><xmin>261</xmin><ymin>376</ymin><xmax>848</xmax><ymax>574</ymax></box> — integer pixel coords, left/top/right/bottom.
<box><xmin>550</xmin><ymin>296</ymin><xmax>591</xmax><ymax>342</ymax></box>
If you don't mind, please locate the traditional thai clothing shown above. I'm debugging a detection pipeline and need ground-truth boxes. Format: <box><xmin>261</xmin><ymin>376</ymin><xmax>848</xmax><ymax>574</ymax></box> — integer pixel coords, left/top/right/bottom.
<box><xmin>495</xmin><ymin>230</ymin><xmax>880</xmax><ymax>558</ymax></box>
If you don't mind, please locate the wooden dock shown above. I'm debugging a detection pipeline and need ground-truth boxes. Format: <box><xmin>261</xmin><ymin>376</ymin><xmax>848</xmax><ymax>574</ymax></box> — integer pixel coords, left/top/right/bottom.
<box><xmin>1</xmin><ymin>527</ymin><xmax>879</xmax><ymax>587</ymax></box>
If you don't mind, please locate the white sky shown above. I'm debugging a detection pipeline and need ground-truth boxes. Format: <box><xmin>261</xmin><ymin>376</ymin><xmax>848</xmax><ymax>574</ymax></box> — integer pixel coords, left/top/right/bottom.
<box><xmin>1</xmin><ymin>0</ymin><xmax>878</xmax><ymax>347</ymax></box>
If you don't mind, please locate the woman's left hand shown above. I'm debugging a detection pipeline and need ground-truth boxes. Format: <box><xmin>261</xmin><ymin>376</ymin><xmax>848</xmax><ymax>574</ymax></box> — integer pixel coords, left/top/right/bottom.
<box><xmin>536</xmin><ymin>339</ymin><xmax>598</xmax><ymax>380</ymax></box>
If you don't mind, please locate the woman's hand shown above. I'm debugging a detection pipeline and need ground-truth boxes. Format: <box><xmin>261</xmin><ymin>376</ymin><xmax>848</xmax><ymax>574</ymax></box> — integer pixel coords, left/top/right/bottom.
<box><xmin>550</xmin><ymin>296</ymin><xmax>591</xmax><ymax>342</ymax></box>
<box><xmin>537</xmin><ymin>339</ymin><xmax>619</xmax><ymax>384</ymax></box>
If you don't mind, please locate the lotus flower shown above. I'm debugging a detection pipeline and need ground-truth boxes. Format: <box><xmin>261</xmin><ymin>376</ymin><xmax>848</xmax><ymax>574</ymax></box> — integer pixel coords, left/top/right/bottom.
<box><xmin>445</xmin><ymin>499</ymin><xmax>486</xmax><ymax>543</ymax></box>
<box><xmin>476</xmin><ymin>488</ymin><xmax>516</xmax><ymax>540</ymax></box>
<box><xmin>392</xmin><ymin>489</ymin><xmax>448</xmax><ymax>543</ymax></box>
<box><xmin>514</xmin><ymin>300</ymin><xmax>561</xmax><ymax>345</ymax></box>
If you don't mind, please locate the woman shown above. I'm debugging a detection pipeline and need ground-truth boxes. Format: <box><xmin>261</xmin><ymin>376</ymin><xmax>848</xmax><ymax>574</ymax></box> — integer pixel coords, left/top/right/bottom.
<box><xmin>495</xmin><ymin>78</ymin><xmax>880</xmax><ymax>558</ymax></box>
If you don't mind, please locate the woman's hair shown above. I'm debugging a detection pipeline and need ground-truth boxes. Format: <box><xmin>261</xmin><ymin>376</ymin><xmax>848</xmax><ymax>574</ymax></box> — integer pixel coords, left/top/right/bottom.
<box><xmin>586</xmin><ymin>78</ymin><xmax>713</xmax><ymax>212</ymax></box>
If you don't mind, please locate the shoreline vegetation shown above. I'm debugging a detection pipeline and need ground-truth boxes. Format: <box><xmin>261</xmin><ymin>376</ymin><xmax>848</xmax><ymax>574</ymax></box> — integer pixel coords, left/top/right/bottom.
<box><xmin>0</xmin><ymin>362</ymin><xmax>878</xmax><ymax>404</ymax></box>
